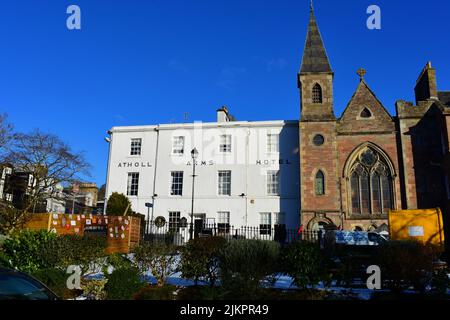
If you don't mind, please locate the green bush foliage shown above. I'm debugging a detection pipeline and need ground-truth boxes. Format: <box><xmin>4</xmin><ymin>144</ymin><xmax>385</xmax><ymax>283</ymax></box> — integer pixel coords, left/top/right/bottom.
<box><xmin>281</xmin><ymin>241</ymin><xmax>326</xmax><ymax>290</ymax></box>
<box><xmin>105</xmin><ymin>267</ymin><xmax>145</xmax><ymax>300</ymax></box>
<box><xmin>106</xmin><ymin>192</ymin><xmax>132</xmax><ymax>216</ymax></box>
<box><xmin>101</xmin><ymin>253</ymin><xmax>132</xmax><ymax>275</ymax></box>
<box><xmin>1</xmin><ymin>230</ymin><xmax>56</xmax><ymax>273</ymax></box>
<box><xmin>218</xmin><ymin>239</ymin><xmax>280</xmax><ymax>299</ymax></box>
<box><xmin>179</xmin><ymin>236</ymin><xmax>226</xmax><ymax>287</ymax></box>
<box><xmin>133</xmin><ymin>242</ymin><xmax>178</xmax><ymax>287</ymax></box>
<box><xmin>376</xmin><ymin>240</ymin><xmax>439</xmax><ymax>293</ymax></box>
<box><xmin>40</xmin><ymin>234</ymin><xmax>107</xmax><ymax>276</ymax></box>
<box><xmin>133</xmin><ymin>284</ymin><xmax>177</xmax><ymax>300</ymax></box>
<box><xmin>82</xmin><ymin>278</ymin><xmax>108</xmax><ymax>300</ymax></box>
<box><xmin>176</xmin><ymin>286</ymin><xmax>224</xmax><ymax>300</ymax></box>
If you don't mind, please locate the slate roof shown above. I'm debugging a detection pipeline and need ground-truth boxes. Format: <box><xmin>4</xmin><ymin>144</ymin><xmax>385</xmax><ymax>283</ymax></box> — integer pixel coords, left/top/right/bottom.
<box><xmin>299</xmin><ymin>5</ymin><xmax>332</xmax><ymax>74</ymax></box>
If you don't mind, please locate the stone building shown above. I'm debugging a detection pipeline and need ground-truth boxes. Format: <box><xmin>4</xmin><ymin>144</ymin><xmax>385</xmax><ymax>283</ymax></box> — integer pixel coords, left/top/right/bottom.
<box><xmin>299</xmin><ymin>4</ymin><xmax>449</xmax><ymax>237</ymax></box>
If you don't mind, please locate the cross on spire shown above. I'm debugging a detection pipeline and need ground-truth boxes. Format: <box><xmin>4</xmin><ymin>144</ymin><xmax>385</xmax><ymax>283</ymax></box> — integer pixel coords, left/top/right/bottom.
<box><xmin>357</xmin><ymin>68</ymin><xmax>367</xmax><ymax>81</ymax></box>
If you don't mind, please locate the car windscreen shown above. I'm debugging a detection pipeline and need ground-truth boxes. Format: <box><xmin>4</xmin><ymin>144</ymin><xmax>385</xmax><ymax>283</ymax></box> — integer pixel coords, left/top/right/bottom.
<box><xmin>0</xmin><ymin>274</ymin><xmax>53</xmax><ymax>300</ymax></box>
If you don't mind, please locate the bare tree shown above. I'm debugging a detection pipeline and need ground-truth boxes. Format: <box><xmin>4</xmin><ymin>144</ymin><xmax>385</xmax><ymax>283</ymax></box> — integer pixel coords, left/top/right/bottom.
<box><xmin>0</xmin><ymin>129</ymin><xmax>91</xmax><ymax>233</ymax></box>
<box><xmin>0</xmin><ymin>113</ymin><xmax>13</xmax><ymax>150</ymax></box>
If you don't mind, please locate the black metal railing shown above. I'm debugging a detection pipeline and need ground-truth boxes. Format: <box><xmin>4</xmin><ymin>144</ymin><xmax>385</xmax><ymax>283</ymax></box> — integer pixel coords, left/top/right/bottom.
<box><xmin>143</xmin><ymin>220</ymin><xmax>320</xmax><ymax>246</ymax></box>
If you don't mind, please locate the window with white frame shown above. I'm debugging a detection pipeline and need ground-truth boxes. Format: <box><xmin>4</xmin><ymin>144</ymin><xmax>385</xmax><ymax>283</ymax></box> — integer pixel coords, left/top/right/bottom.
<box><xmin>260</xmin><ymin>212</ymin><xmax>271</xmax><ymax>235</ymax></box>
<box><xmin>127</xmin><ymin>172</ymin><xmax>139</xmax><ymax>196</ymax></box>
<box><xmin>130</xmin><ymin>138</ymin><xmax>142</xmax><ymax>156</ymax></box>
<box><xmin>217</xmin><ymin>211</ymin><xmax>230</xmax><ymax>234</ymax></box>
<box><xmin>273</xmin><ymin>212</ymin><xmax>286</xmax><ymax>226</ymax></box>
<box><xmin>172</xmin><ymin>136</ymin><xmax>185</xmax><ymax>155</ymax></box>
<box><xmin>170</xmin><ymin>171</ymin><xmax>184</xmax><ymax>196</ymax></box>
<box><xmin>219</xmin><ymin>135</ymin><xmax>232</xmax><ymax>153</ymax></box>
<box><xmin>267</xmin><ymin>134</ymin><xmax>279</xmax><ymax>153</ymax></box>
<box><xmin>267</xmin><ymin>170</ymin><xmax>280</xmax><ymax>195</ymax></box>
<box><xmin>218</xmin><ymin>170</ymin><xmax>231</xmax><ymax>195</ymax></box>
<box><xmin>169</xmin><ymin>211</ymin><xmax>181</xmax><ymax>232</ymax></box>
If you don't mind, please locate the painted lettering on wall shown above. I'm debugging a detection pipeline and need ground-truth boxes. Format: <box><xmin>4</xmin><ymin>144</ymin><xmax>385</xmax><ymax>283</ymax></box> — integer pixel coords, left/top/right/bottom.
<box><xmin>117</xmin><ymin>162</ymin><xmax>152</xmax><ymax>168</ymax></box>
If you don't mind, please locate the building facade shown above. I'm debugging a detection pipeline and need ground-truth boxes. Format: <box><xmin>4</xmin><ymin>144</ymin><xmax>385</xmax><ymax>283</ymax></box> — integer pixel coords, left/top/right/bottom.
<box><xmin>105</xmin><ymin>3</ymin><xmax>449</xmax><ymax>244</ymax></box>
<box><xmin>298</xmin><ymin>4</ymin><xmax>449</xmax><ymax>239</ymax></box>
<box><xmin>105</xmin><ymin>108</ymin><xmax>301</xmax><ymax>232</ymax></box>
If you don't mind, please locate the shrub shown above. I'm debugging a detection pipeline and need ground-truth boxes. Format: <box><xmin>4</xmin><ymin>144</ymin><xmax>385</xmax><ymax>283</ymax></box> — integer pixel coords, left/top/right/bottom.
<box><xmin>105</xmin><ymin>267</ymin><xmax>145</xmax><ymax>300</ymax></box>
<box><xmin>176</xmin><ymin>286</ymin><xmax>224</xmax><ymax>300</ymax></box>
<box><xmin>40</xmin><ymin>234</ymin><xmax>107</xmax><ymax>276</ymax></box>
<box><xmin>133</xmin><ymin>242</ymin><xmax>178</xmax><ymax>287</ymax></box>
<box><xmin>218</xmin><ymin>239</ymin><xmax>280</xmax><ymax>299</ymax></box>
<box><xmin>133</xmin><ymin>284</ymin><xmax>177</xmax><ymax>300</ymax></box>
<box><xmin>376</xmin><ymin>240</ymin><xmax>439</xmax><ymax>293</ymax></box>
<box><xmin>82</xmin><ymin>278</ymin><xmax>108</xmax><ymax>300</ymax></box>
<box><xmin>106</xmin><ymin>192</ymin><xmax>132</xmax><ymax>216</ymax></box>
<box><xmin>101</xmin><ymin>253</ymin><xmax>132</xmax><ymax>275</ymax></box>
<box><xmin>179</xmin><ymin>236</ymin><xmax>226</xmax><ymax>287</ymax></box>
<box><xmin>32</xmin><ymin>268</ymin><xmax>80</xmax><ymax>300</ymax></box>
<box><xmin>1</xmin><ymin>230</ymin><xmax>56</xmax><ymax>273</ymax></box>
<box><xmin>281</xmin><ymin>241</ymin><xmax>325</xmax><ymax>290</ymax></box>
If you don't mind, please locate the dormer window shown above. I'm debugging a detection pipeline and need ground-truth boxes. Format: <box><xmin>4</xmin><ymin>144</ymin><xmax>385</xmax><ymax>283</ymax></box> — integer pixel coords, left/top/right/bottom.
<box><xmin>312</xmin><ymin>83</ymin><xmax>323</xmax><ymax>104</ymax></box>
<box><xmin>360</xmin><ymin>108</ymin><xmax>372</xmax><ymax>118</ymax></box>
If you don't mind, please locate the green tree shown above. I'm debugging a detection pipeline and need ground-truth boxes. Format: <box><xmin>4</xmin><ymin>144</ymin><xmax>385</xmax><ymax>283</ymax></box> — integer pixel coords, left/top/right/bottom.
<box><xmin>179</xmin><ymin>236</ymin><xmax>226</xmax><ymax>287</ymax></box>
<box><xmin>281</xmin><ymin>241</ymin><xmax>326</xmax><ymax>290</ymax></box>
<box><xmin>218</xmin><ymin>240</ymin><xmax>280</xmax><ymax>298</ymax></box>
<box><xmin>133</xmin><ymin>242</ymin><xmax>178</xmax><ymax>287</ymax></box>
<box><xmin>106</xmin><ymin>192</ymin><xmax>132</xmax><ymax>216</ymax></box>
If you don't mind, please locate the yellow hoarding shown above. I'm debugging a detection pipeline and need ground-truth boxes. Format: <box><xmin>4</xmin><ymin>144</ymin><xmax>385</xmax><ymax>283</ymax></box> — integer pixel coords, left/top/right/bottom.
<box><xmin>388</xmin><ymin>208</ymin><xmax>445</xmax><ymax>247</ymax></box>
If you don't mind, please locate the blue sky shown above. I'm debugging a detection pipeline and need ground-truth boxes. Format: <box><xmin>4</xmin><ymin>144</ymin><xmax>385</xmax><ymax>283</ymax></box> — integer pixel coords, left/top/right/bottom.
<box><xmin>0</xmin><ymin>0</ymin><xmax>449</xmax><ymax>186</ymax></box>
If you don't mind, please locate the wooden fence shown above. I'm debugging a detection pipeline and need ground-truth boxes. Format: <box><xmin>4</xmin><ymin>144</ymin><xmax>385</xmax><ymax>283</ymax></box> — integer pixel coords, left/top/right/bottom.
<box><xmin>24</xmin><ymin>213</ymin><xmax>141</xmax><ymax>254</ymax></box>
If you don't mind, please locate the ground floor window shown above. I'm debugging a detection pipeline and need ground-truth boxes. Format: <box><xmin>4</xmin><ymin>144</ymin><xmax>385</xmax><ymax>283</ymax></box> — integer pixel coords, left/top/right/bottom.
<box><xmin>259</xmin><ymin>212</ymin><xmax>272</xmax><ymax>235</ymax></box>
<box><xmin>217</xmin><ymin>211</ymin><xmax>230</xmax><ymax>234</ymax></box>
<box><xmin>169</xmin><ymin>211</ymin><xmax>181</xmax><ymax>232</ymax></box>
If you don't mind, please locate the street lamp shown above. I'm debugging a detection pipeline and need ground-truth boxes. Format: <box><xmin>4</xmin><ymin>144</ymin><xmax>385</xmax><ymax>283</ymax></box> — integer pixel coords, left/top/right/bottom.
<box><xmin>103</xmin><ymin>132</ymin><xmax>112</xmax><ymax>215</ymax></box>
<box><xmin>190</xmin><ymin>148</ymin><xmax>199</xmax><ymax>240</ymax></box>
<box><xmin>145</xmin><ymin>202</ymin><xmax>153</xmax><ymax>235</ymax></box>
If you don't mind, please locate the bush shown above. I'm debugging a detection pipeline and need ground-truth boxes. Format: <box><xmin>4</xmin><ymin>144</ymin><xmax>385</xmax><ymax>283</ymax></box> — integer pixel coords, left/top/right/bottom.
<box><xmin>376</xmin><ymin>240</ymin><xmax>439</xmax><ymax>293</ymax></box>
<box><xmin>218</xmin><ymin>240</ymin><xmax>280</xmax><ymax>299</ymax></box>
<box><xmin>133</xmin><ymin>284</ymin><xmax>177</xmax><ymax>300</ymax></box>
<box><xmin>32</xmin><ymin>268</ymin><xmax>80</xmax><ymax>300</ymax></box>
<box><xmin>82</xmin><ymin>278</ymin><xmax>108</xmax><ymax>300</ymax></box>
<box><xmin>133</xmin><ymin>242</ymin><xmax>178</xmax><ymax>287</ymax></box>
<box><xmin>179</xmin><ymin>236</ymin><xmax>226</xmax><ymax>287</ymax></box>
<box><xmin>105</xmin><ymin>267</ymin><xmax>145</xmax><ymax>300</ymax></box>
<box><xmin>1</xmin><ymin>230</ymin><xmax>56</xmax><ymax>273</ymax></box>
<box><xmin>176</xmin><ymin>286</ymin><xmax>224</xmax><ymax>300</ymax></box>
<box><xmin>101</xmin><ymin>253</ymin><xmax>132</xmax><ymax>275</ymax></box>
<box><xmin>40</xmin><ymin>234</ymin><xmax>107</xmax><ymax>276</ymax></box>
<box><xmin>106</xmin><ymin>192</ymin><xmax>132</xmax><ymax>216</ymax></box>
<box><xmin>281</xmin><ymin>241</ymin><xmax>326</xmax><ymax>290</ymax></box>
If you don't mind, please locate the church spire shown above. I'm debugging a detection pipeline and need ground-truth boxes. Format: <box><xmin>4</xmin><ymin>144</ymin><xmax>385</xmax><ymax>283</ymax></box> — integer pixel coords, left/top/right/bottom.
<box><xmin>299</xmin><ymin>1</ymin><xmax>332</xmax><ymax>74</ymax></box>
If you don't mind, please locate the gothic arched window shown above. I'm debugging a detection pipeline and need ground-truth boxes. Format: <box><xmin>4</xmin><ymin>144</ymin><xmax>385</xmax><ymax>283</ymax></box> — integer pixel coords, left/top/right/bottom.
<box><xmin>312</xmin><ymin>83</ymin><xmax>323</xmax><ymax>104</ymax></box>
<box><xmin>315</xmin><ymin>170</ymin><xmax>325</xmax><ymax>196</ymax></box>
<box><xmin>348</xmin><ymin>147</ymin><xmax>393</xmax><ymax>215</ymax></box>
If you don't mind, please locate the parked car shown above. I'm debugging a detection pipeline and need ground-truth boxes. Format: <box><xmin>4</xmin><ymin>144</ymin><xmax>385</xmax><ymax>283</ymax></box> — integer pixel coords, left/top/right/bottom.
<box><xmin>0</xmin><ymin>268</ymin><xmax>59</xmax><ymax>300</ymax></box>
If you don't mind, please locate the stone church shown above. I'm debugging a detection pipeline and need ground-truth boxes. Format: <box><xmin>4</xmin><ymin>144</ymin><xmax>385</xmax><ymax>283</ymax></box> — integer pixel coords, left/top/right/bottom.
<box><xmin>298</xmin><ymin>4</ymin><xmax>450</xmax><ymax>239</ymax></box>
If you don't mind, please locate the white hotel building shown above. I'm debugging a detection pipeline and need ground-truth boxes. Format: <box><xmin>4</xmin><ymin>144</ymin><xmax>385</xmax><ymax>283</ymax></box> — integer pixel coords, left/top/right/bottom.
<box><xmin>105</xmin><ymin>107</ymin><xmax>301</xmax><ymax>232</ymax></box>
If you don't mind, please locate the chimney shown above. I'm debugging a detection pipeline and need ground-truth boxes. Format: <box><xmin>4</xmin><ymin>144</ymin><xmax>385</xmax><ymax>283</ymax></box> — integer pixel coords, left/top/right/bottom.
<box><xmin>217</xmin><ymin>106</ymin><xmax>231</xmax><ymax>122</ymax></box>
<box><xmin>414</xmin><ymin>61</ymin><xmax>438</xmax><ymax>104</ymax></box>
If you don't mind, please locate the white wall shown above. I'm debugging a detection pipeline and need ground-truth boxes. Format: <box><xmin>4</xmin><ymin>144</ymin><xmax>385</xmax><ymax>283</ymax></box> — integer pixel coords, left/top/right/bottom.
<box><xmin>106</xmin><ymin>120</ymin><xmax>300</xmax><ymax>230</ymax></box>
